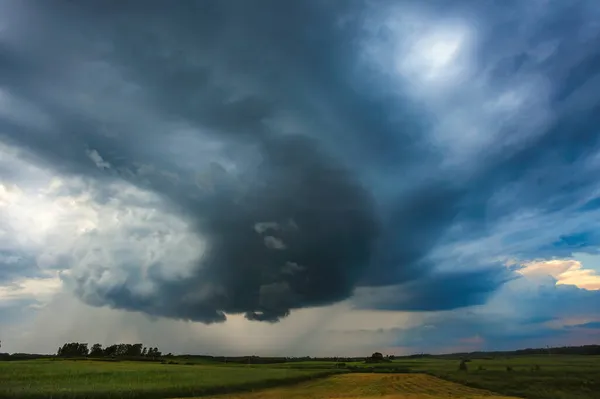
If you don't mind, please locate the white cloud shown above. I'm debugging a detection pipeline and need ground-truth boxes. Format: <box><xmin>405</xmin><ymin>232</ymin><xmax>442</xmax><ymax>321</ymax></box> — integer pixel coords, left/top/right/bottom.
<box><xmin>359</xmin><ymin>2</ymin><xmax>553</xmax><ymax>170</ymax></box>
<box><xmin>0</xmin><ymin>182</ymin><xmax>21</xmax><ymax>207</ymax></box>
<box><xmin>85</xmin><ymin>149</ymin><xmax>111</xmax><ymax>169</ymax></box>
<box><xmin>263</xmin><ymin>236</ymin><xmax>286</xmax><ymax>250</ymax></box>
<box><xmin>0</xmin><ymin>275</ymin><xmax>62</xmax><ymax>302</ymax></box>
<box><xmin>0</xmin><ymin>142</ymin><xmax>207</xmax><ymax>309</ymax></box>
<box><xmin>519</xmin><ymin>259</ymin><xmax>600</xmax><ymax>290</ymax></box>
<box><xmin>360</xmin><ymin>4</ymin><xmax>475</xmax><ymax>91</ymax></box>
<box><xmin>394</xmin><ymin>20</ymin><xmax>473</xmax><ymax>86</ymax></box>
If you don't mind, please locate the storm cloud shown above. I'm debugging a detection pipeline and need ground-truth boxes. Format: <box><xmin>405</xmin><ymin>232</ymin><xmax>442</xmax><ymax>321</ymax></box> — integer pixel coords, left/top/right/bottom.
<box><xmin>1</xmin><ymin>0</ymin><xmax>600</xmax><ymax>329</ymax></box>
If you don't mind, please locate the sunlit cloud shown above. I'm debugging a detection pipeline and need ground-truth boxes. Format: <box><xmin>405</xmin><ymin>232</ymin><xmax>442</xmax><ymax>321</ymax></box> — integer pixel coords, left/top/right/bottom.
<box><xmin>0</xmin><ymin>275</ymin><xmax>62</xmax><ymax>302</ymax></box>
<box><xmin>394</xmin><ymin>21</ymin><xmax>473</xmax><ymax>87</ymax></box>
<box><xmin>519</xmin><ymin>259</ymin><xmax>600</xmax><ymax>290</ymax></box>
<box><xmin>359</xmin><ymin>2</ymin><xmax>553</xmax><ymax>169</ymax></box>
<box><xmin>360</xmin><ymin>4</ymin><xmax>475</xmax><ymax>92</ymax></box>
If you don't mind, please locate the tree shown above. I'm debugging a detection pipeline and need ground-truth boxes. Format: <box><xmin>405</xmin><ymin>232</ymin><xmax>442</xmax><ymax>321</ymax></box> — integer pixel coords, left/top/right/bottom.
<box><xmin>57</xmin><ymin>342</ymin><xmax>89</xmax><ymax>357</ymax></box>
<box><xmin>147</xmin><ymin>347</ymin><xmax>162</xmax><ymax>357</ymax></box>
<box><xmin>116</xmin><ymin>344</ymin><xmax>128</xmax><ymax>356</ymax></box>
<box><xmin>129</xmin><ymin>343</ymin><xmax>143</xmax><ymax>357</ymax></box>
<box><xmin>371</xmin><ymin>352</ymin><xmax>384</xmax><ymax>361</ymax></box>
<box><xmin>90</xmin><ymin>344</ymin><xmax>103</xmax><ymax>357</ymax></box>
<box><xmin>56</xmin><ymin>341</ymin><xmax>161</xmax><ymax>359</ymax></box>
<box><xmin>103</xmin><ymin>344</ymin><xmax>118</xmax><ymax>357</ymax></box>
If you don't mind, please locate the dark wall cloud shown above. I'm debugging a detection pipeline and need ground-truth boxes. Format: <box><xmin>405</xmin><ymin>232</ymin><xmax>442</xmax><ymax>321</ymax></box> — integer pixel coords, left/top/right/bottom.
<box><xmin>1</xmin><ymin>0</ymin><xmax>600</xmax><ymax>324</ymax></box>
<box><xmin>68</xmin><ymin>132</ymin><xmax>381</xmax><ymax>323</ymax></box>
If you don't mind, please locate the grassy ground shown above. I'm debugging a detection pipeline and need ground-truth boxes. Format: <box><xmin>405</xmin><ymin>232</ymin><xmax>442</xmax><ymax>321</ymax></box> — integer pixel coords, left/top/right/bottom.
<box><xmin>2</xmin><ymin>355</ymin><xmax>599</xmax><ymax>399</ymax></box>
<box><xmin>417</xmin><ymin>356</ymin><xmax>600</xmax><ymax>399</ymax></box>
<box><xmin>197</xmin><ymin>373</ymin><xmax>519</xmax><ymax>399</ymax></box>
<box><xmin>256</xmin><ymin>355</ymin><xmax>600</xmax><ymax>399</ymax></box>
<box><xmin>0</xmin><ymin>359</ymin><xmax>336</xmax><ymax>399</ymax></box>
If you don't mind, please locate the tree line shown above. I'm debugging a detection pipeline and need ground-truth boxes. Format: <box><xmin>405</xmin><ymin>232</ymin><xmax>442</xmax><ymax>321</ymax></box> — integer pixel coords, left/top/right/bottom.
<box><xmin>423</xmin><ymin>344</ymin><xmax>600</xmax><ymax>359</ymax></box>
<box><xmin>57</xmin><ymin>342</ymin><xmax>163</xmax><ymax>358</ymax></box>
<box><xmin>2</xmin><ymin>343</ymin><xmax>598</xmax><ymax>362</ymax></box>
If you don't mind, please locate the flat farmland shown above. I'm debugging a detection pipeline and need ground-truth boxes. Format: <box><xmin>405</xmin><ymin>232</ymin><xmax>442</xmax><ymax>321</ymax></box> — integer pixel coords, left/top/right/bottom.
<box><xmin>199</xmin><ymin>373</ymin><xmax>520</xmax><ymax>399</ymax></box>
<box><xmin>0</xmin><ymin>360</ymin><xmax>335</xmax><ymax>399</ymax></box>
<box><xmin>2</xmin><ymin>355</ymin><xmax>599</xmax><ymax>399</ymax></box>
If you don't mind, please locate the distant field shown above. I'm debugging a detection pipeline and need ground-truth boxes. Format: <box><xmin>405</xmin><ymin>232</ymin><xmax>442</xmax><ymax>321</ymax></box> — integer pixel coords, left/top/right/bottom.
<box><xmin>406</xmin><ymin>355</ymin><xmax>600</xmax><ymax>399</ymax></box>
<box><xmin>260</xmin><ymin>355</ymin><xmax>600</xmax><ymax>399</ymax></box>
<box><xmin>198</xmin><ymin>373</ymin><xmax>519</xmax><ymax>399</ymax></box>
<box><xmin>0</xmin><ymin>360</ymin><xmax>335</xmax><ymax>399</ymax></box>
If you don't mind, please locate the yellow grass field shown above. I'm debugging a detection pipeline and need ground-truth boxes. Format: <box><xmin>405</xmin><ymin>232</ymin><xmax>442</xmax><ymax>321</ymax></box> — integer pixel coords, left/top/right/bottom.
<box><xmin>198</xmin><ymin>373</ymin><xmax>521</xmax><ymax>399</ymax></box>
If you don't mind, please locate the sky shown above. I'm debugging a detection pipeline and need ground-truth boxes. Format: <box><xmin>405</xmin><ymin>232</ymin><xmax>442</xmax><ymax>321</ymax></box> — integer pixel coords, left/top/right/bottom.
<box><xmin>1</xmin><ymin>0</ymin><xmax>600</xmax><ymax>356</ymax></box>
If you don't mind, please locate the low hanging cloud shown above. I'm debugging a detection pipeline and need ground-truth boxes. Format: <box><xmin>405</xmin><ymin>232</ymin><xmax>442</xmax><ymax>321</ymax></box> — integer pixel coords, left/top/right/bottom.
<box><xmin>353</xmin><ymin>267</ymin><xmax>516</xmax><ymax>312</ymax></box>
<box><xmin>1</xmin><ymin>0</ymin><xmax>600</xmax><ymax>332</ymax></box>
<box><xmin>67</xmin><ymin>133</ymin><xmax>381</xmax><ymax>323</ymax></box>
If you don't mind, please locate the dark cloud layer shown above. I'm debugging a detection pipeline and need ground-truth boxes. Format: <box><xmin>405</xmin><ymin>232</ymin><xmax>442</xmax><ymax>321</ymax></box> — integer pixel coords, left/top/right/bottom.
<box><xmin>75</xmin><ymin>133</ymin><xmax>380</xmax><ymax>323</ymax></box>
<box><xmin>2</xmin><ymin>0</ymin><xmax>600</xmax><ymax>323</ymax></box>
<box><xmin>355</xmin><ymin>267</ymin><xmax>516</xmax><ymax>312</ymax></box>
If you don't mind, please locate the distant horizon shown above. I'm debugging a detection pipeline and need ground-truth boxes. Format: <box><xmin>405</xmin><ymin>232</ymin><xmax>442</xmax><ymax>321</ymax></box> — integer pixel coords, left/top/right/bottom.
<box><xmin>3</xmin><ymin>343</ymin><xmax>598</xmax><ymax>360</ymax></box>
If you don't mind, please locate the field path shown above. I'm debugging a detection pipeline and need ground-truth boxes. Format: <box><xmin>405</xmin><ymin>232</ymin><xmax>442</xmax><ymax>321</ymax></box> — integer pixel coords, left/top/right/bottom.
<box><xmin>193</xmin><ymin>373</ymin><xmax>521</xmax><ymax>399</ymax></box>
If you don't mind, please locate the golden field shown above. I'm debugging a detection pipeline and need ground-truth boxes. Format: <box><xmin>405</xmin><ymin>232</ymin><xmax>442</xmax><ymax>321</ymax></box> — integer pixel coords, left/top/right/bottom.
<box><xmin>200</xmin><ymin>373</ymin><xmax>520</xmax><ymax>399</ymax></box>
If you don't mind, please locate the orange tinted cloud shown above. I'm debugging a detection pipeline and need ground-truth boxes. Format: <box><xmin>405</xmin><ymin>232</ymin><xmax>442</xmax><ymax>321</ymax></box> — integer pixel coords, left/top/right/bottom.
<box><xmin>518</xmin><ymin>259</ymin><xmax>600</xmax><ymax>290</ymax></box>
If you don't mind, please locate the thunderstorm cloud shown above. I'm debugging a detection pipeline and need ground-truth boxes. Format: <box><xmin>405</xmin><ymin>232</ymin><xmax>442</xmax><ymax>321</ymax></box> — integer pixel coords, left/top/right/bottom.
<box><xmin>1</xmin><ymin>0</ymin><xmax>600</xmax><ymax>354</ymax></box>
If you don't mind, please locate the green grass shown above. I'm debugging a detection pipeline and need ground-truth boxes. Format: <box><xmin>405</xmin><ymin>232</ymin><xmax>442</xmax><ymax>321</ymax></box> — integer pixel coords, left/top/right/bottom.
<box><xmin>415</xmin><ymin>355</ymin><xmax>600</xmax><ymax>399</ymax></box>
<box><xmin>2</xmin><ymin>355</ymin><xmax>599</xmax><ymax>399</ymax></box>
<box><xmin>307</xmin><ymin>355</ymin><xmax>599</xmax><ymax>399</ymax></box>
<box><xmin>0</xmin><ymin>359</ymin><xmax>337</xmax><ymax>399</ymax></box>
<box><xmin>261</xmin><ymin>355</ymin><xmax>600</xmax><ymax>398</ymax></box>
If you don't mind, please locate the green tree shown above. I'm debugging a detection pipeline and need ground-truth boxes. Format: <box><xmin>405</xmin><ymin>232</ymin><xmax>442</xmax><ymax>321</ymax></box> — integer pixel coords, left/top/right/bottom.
<box><xmin>127</xmin><ymin>343</ymin><xmax>143</xmax><ymax>357</ymax></box>
<box><xmin>90</xmin><ymin>344</ymin><xmax>103</xmax><ymax>357</ymax></box>
<box><xmin>57</xmin><ymin>342</ymin><xmax>89</xmax><ymax>357</ymax></box>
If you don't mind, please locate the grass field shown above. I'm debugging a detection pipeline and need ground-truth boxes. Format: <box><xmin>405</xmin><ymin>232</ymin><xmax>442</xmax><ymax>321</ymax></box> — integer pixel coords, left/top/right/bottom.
<box><xmin>0</xmin><ymin>360</ymin><xmax>336</xmax><ymax>399</ymax></box>
<box><xmin>284</xmin><ymin>356</ymin><xmax>600</xmax><ymax>399</ymax></box>
<box><xmin>261</xmin><ymin>355</ymin><xmax>600</xmax><ymax>399</ymax></box>
<box><xmin>199</xmin><ymin>373</ymin><xmax>520</xmax><ymax>399</ymax></box>
<box><xmin>1</xmin><ymin>355</ymin><xmax>599</xmax><ymax>399</ymax></box>
<box><xmin>421</xmin><ymin>356</ymin><xmax>600</xmax><ymax>399</ymax></box>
